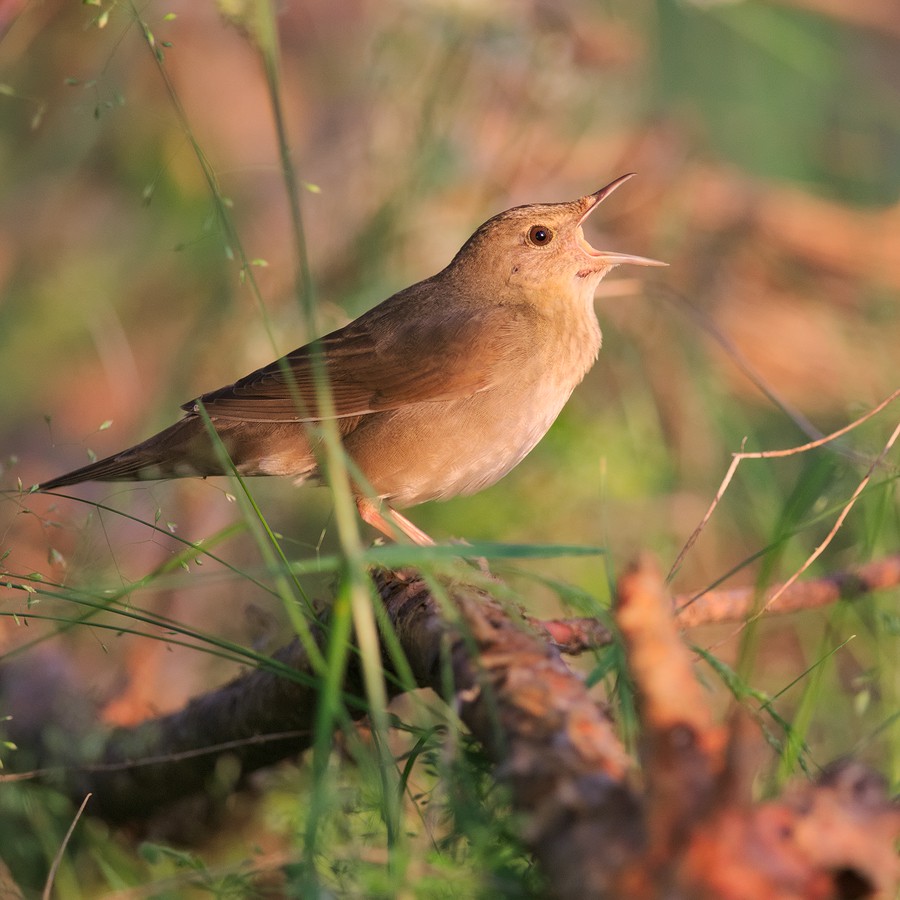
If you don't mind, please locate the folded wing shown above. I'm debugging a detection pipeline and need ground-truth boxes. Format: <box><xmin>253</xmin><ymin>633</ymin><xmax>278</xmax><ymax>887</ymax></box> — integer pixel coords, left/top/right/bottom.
<box><xmin>186</xmin><ymin>291</ymin><xmax>539</xmax><ymax>423</ymax></box>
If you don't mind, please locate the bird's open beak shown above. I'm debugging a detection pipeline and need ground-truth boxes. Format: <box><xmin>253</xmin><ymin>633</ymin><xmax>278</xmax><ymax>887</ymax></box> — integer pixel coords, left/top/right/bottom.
<box><xmin>578</xmin><ymin>174</ymin><xmax>668</xmax><ymax>268</ymax></box>
<box><xmin>592</xmin><ymin>249</ymin><xmax>668</xmax><ymax>267</ymax></box>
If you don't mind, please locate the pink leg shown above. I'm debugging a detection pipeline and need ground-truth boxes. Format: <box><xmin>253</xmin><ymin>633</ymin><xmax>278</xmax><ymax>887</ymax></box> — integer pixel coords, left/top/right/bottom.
<box><xmin>356</xmin><ymin>497</ymin><xmax>435</xmax><ymax>546</ymax></box>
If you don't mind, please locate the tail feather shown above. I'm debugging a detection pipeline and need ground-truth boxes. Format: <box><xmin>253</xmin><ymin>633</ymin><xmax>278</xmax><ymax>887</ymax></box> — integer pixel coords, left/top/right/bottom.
<box><xmin>37</xmin><ymin>416</ymin><xmax>220</xmax><ymax>491</ymax></box>
<box><xmin>37</xmin><ymin>416</ymin><xmax>320</xmax><ymax>491</ymax></box>
<box><xmin>38</xmin><ymin>453</ymin><xmax>173</xmax><ymax>491</ymax></box>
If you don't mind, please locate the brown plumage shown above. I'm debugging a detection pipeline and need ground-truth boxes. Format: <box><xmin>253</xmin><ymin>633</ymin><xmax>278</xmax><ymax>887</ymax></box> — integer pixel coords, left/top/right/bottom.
<box><xmin>38</xmin><ymin>174</ymin><xmax>665</xmax><ymax>544</ymax></box>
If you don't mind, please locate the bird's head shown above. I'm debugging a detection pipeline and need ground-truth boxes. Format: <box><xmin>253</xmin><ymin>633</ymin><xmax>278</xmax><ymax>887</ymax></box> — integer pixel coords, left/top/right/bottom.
<box><xmin>451</xmin><ymin>173</ymin><xmax>666</xmax><ymax>309</ymax></box>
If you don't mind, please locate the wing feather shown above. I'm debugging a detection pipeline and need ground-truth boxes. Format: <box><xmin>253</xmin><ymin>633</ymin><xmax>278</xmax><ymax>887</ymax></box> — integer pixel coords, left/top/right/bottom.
<box><xmin>183</xmin><ymin>287</ymin><xmax>540</xmax><ymax>423</ymax></box>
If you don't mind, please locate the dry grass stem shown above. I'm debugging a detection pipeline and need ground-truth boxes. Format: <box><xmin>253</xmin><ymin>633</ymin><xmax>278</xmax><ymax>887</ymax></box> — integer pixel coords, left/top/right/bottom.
<box><xmin>42</xmin><ymin>793</ymin><xmax>91</xmax><ymax>900</ymax></box>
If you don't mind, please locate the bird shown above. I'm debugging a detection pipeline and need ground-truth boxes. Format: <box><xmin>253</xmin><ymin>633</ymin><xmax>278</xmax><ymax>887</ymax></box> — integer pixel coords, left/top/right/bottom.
<box><xmin>37</xmin><ymin>173</ymin><xmax>665</xmax><ymax>545</ymax></box>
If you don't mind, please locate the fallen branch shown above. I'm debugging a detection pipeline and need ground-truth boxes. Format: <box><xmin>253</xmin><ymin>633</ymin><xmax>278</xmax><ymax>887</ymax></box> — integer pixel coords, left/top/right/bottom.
<box><xmin>374</xmin><ymin>569</ymin><xmax>640</xmax><ymax>897</ymax></box>
<box><xmin>0</xmin><ymin>626</ymin><xmax>350</xmax><ymax>821</ymax></box>
<box><xmin>1</xmin><ymin>562</ymin><xmax>896</xmax><ymax>897</ymax></box>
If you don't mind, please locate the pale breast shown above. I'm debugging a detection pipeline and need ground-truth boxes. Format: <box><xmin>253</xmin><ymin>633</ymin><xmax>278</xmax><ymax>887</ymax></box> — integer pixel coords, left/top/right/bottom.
<box><xmin>346</xmin><ymin>305</ymin><xmax>602</xmax><ymax>507</ymax></box>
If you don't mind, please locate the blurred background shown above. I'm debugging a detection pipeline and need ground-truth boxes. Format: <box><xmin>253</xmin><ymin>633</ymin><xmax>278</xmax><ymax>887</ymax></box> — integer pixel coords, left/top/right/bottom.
<box><xmin>0</xmin><ymin>0</ymin><xmax>897</xmax><ymax>892</ymax></box>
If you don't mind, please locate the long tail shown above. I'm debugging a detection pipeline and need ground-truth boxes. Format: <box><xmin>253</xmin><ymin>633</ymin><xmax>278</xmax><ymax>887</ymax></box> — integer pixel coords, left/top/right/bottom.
<box><xmin>37</xmin><ymin>416</ymin><xmax>224</xmax><ymax>491</ymax></box>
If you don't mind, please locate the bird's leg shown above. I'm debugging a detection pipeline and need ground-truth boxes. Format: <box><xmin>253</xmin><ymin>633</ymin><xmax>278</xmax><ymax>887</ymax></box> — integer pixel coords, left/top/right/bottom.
<box><xmin>356</xmin><ymin>497</ymin><xmax>435</xmax><ymax>546</ymax></box>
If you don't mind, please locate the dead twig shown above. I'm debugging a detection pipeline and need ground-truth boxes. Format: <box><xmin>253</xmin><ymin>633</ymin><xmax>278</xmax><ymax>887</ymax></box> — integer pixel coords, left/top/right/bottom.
<box><xmin>669</xmin><ymin>388</ymin><xmax>900</xmax><ymax>580</ymax></box>
<box><xmin>752</xmin><ymin>418</ymin><xmax>900</xmax><ymax>619</ymax></box>
<box><xmin>675</xmin><ymin>553</ymin><xmax>900</xmax><ymax>628</ymax></box>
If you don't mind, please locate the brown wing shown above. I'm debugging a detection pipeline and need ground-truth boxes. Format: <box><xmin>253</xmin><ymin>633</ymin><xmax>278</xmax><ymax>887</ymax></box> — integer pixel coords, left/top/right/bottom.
<box><xmin>183</xmin><ymin>287</ymin><xmax>540</xmax><ymax>423</ymax></box>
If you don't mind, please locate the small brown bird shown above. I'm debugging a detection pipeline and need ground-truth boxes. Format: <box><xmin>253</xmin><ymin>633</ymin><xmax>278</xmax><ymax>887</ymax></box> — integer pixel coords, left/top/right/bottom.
<box><xmin>39</xmin><ymin>174</ymin><xmax>664</xmax><ymax>544</ymax></box>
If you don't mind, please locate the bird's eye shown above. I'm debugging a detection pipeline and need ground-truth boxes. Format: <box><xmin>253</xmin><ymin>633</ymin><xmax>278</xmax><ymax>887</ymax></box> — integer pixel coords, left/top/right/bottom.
<box><xmin>527</xmin><ymin>225</ymin><xmax>553</xmax><ymax>246</ymax></box>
